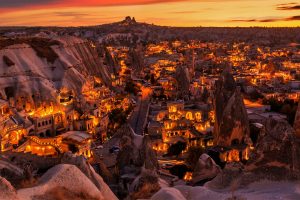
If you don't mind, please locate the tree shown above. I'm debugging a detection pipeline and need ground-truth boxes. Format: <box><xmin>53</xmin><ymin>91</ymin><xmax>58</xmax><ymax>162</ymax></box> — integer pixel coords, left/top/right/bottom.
<box><xmin>166</xmin><ymin>141</ymin><xmax>187</xmax><ymax>157</ymax></box>
<box><xmin>124</xmin><ymin>81</ymin><xmax>138</xmax><ymax>95</ymax></box>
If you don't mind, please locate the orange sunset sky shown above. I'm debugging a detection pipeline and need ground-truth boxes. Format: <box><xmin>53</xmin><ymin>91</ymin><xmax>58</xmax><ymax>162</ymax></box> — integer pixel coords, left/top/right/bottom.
<box><xmin>0</xmin><ymin>0</ymin><xmax>299</xmax><ymax>27</ymax></box>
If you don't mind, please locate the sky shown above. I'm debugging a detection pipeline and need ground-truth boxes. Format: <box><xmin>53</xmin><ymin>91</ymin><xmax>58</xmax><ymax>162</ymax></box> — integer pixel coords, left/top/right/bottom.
<box><xmin>0</xmin><ymin>0</ymin><xmax>299</xmax><ymax>27</ymax></box>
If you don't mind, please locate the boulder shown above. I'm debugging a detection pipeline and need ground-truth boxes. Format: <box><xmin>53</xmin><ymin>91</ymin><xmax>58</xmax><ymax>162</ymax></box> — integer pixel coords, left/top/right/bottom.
<box><xmin>151</xmin><ymin>187</ymin><xmax>186</xmax><ymax>200</ymax></box>
<box><xmin>60</xmin><ymin>153</ymin><xmax>117</xmax><ymax>199</ymax></box>
<box><xmin>191</xmin><ymin>154</ymin><xmax>221</xmax><ymax>185</ymax></box>
<box><xmin>129</xmin><ymin>169</ymin><xmax>161</xmax><ymax>200</ymax></box>
<box><xmin>17</xmin><ymin>164</ymin><xmax>118</xmax><ymax>200</ymax></box>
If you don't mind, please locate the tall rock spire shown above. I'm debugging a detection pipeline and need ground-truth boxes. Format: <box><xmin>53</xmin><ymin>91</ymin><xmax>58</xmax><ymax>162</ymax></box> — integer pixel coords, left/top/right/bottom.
<box><xmin>213</xmin><ymin>67</ymin><xmax>250</xmax><ymax>146</ymax></box>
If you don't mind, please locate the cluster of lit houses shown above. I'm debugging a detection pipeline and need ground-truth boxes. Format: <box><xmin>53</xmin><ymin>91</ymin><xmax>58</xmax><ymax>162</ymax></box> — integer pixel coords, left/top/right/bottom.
<box><xmin>148</xmin><ymin>101</ymin><xmax>214</xmax><ymax>152</ymax></box>
<box><xmin>2</xmin><ymin>38</ymin><xmax>298</xmax><ymax>170</ymax></box>
<box><xmin>0</xmin><ymin>77</ymin><xmax>131</xmax><ymax>159</ymax></box>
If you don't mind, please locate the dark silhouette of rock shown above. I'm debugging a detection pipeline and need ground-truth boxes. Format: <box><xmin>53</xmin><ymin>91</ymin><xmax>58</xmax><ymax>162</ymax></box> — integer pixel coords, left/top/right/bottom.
<box><xmin>191</xmin><ymin>154</ymin><xmax>221</xmax><ymax>185</ymax></box>
<box><xmin>129</xmin><ymin>46</ymin><xmax>144</xmax><ymax>72</ymax></box>
<box><xmin>249</xmin><ymin>118</ymin><xmax>300</xmax><ymax>179</ymax></box>
<box><xmin>0</xmin><ymin>158</ymin><xmax>24</xmax><ymax>187</ymax></box>
<box><xmin>175</xmin><ymin>65</ymin><xmax>190</xmax><ymax>99</ymax></box>
<box><xmin>0</xmin><ymin>177</ymin><xmax>19</xmax><ymax>200</ymax></box>
<box><xmin>293</xmin><ymin>101</ymin><xmax>300</xmax><ymax>138</ymax></box>
<box><xmin>129</xmin><ymin>169</ymin><xmax>161</xmax><ymax>200</ymax></box>
<box><xmin>213</xmin><ymin>67</ymin><xmax>251</xmax><ymax>146</ymax></box>
<box><xmin>115</xmin><ymin>124</ymin><xmax>159</xmax><ymax>174</ymax></box>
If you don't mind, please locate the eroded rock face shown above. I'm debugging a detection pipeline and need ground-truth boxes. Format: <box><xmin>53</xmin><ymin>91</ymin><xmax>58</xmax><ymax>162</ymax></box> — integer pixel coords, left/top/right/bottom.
<box><xmin>248</xmin><ymin>118</ymin><xmax>300</xmax><ymax>179</ymax></box>
<box><xmin>0</xmin><ymin>36</ymin><xmax>111</xmax><ymax>100</ymax></box>
<box><xmin>293</xmin><ymin>101</ymin><xmax>300</xmax><ymax>138</ymax></box>
<box><xmin>207</xmin><ymin>119</ymin><xmax>300</xmax><ymax>189</ymax></box>
<box><xmin>213</xmin><ymin>68</ymin><xmax>250</xmax><ymax>146</ymax></box>
<box><xmin>191</xmin><ymin>154</ymin><xmax>221</xmax><ymax>185</ymax></box>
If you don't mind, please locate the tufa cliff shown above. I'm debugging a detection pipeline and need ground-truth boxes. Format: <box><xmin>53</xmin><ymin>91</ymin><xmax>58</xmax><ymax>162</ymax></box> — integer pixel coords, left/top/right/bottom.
<box><xmin>0</xmin><ymin>36</ymin><xmax>111</xmax><ymax>101</ymax></box>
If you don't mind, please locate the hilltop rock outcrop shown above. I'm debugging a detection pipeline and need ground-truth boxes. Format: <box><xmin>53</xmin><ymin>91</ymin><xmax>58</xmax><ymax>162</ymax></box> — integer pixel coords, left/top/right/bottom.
<box><xmin>213</xmin><ymin>67</ymin><xmax>251</xmax><ymax>146</ymax></box>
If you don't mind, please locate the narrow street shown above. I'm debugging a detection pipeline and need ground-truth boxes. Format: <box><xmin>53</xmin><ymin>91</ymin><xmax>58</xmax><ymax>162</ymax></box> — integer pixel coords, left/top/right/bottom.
<box><xmin>128</xmin><ymin>87</ymin><xmax>152</xmax><ymax>135</ymax></box>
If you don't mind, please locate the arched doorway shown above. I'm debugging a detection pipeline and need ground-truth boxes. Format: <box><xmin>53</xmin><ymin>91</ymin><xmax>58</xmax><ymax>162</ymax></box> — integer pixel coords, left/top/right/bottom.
<box><xmin>45</xmin><ymin>130</ymin><xmax>51</xmax><ymax>137</ymax></box>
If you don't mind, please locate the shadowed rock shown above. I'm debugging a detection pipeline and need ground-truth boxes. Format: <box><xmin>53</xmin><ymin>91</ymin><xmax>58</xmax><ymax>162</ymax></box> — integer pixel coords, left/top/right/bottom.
<box><xmin>191</xmin><ymin>154</ymin><xmax>221</xmax><ymax>186</ymax></box>
<box><xmin>0</xmin><ymin>177</ymin><xmax>19</xmax><ymax>200</ymax></box>
<box><xmin>213</xmin><ymin>67</ymin><xmax>250</xmax><ymax>146</ymax></box>
<box><xmin>293</xmin><ymin>101</ymin><xmax>300</xmax><ymax>138</ymax></box>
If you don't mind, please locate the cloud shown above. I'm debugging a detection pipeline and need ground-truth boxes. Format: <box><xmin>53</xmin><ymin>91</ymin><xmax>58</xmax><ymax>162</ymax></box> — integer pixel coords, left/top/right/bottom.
<box><xmin>0</xmin><ymin>0</ymin><xmax>58</xmax><ymax>8</ymax></box>
<box><xmin>276</xmin><ymin>3</ymin><xmax>300</xmax><ymax>10</ymax></box>
<box><xmin>286</xmin><ymin>15</ymin><xmax>300</xmax><ymax>21</ymax></box>
<box><xmin>53</xmin><ymin>12</ymin><xmax>89</xmax><ymax>17</ymax></box>
<box><xmin>0</xmin><ymin>0</ymin><xmax>189</xmax><ymax>8</ymax></box>
<box><xmin>230</xmin><ymin>15</ymin><xmax>300</xmax><ymax>23</ymax></box>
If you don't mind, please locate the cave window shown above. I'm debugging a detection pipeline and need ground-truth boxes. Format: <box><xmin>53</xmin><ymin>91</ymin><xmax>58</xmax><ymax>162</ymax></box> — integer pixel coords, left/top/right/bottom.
<box><xmin>231</xmin><ymin>139</ymin><xmax>240</xmax><ymax>146</ymax></box>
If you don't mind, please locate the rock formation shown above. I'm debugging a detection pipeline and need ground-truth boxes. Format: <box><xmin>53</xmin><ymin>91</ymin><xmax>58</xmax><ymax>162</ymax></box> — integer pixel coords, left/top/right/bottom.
<box><xmin>175</xmin><ymin>65</ymin><xmax>190</xmax><ymax>99</ymax></box>
<box><xmin>191</xmin><ymin>154</ymin><xmax>221</xmax><ymax>185</ymax></box>
<box><xmin>207</xmin><ymin>118</ymin><xmax>300</xmax><ymax>190</ymax></box>
<box><xmin>0</xmin><ymin>158</ymin><xmax>24</xmax><ymax>186</ymax></box>
<box><xmin>0</xmin><ymin>36</ymin><xmax>111</xmax><ymax>100</ymax></box>
<box><xmin>129</xmin><ymin>45</ymin><xmax>145</xmax><ymax>72</ymax></box>
<box><xmin>151</xmin><ymin>187</ymin><xmax>186</xmax><ymax>200</ymax></box>
<box><xmin>114</xmin><ymin>124</ymin><xmax>159</xmax><ymax>173</ymax></box>
<box><xmin>213</xmin><ymin>67</ymin><xmax>250</xmax><ymax>146</ymax></box>
<box><xmin>248</xmin><ymin>118</ymin><xmax>300</xmax><ymax>179</ymax></box>
<box><xmin>17</xmin><ymin>164</ymin><xmax>118</xmax><ymax>200</ymax></box>
<box><xmin>129</xmin><ymin>169</ymin><xmax>161</xmax><ymax>199</ymax></box>
<box><xmin>105</xmin><ymin>124</ymin><xmax>159</xmax><ymax>198</ymax></box>
<box><xmin>293</xmin><ymin>101</ymin><xmax>300</xmax><ymax>138</ymax></box>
